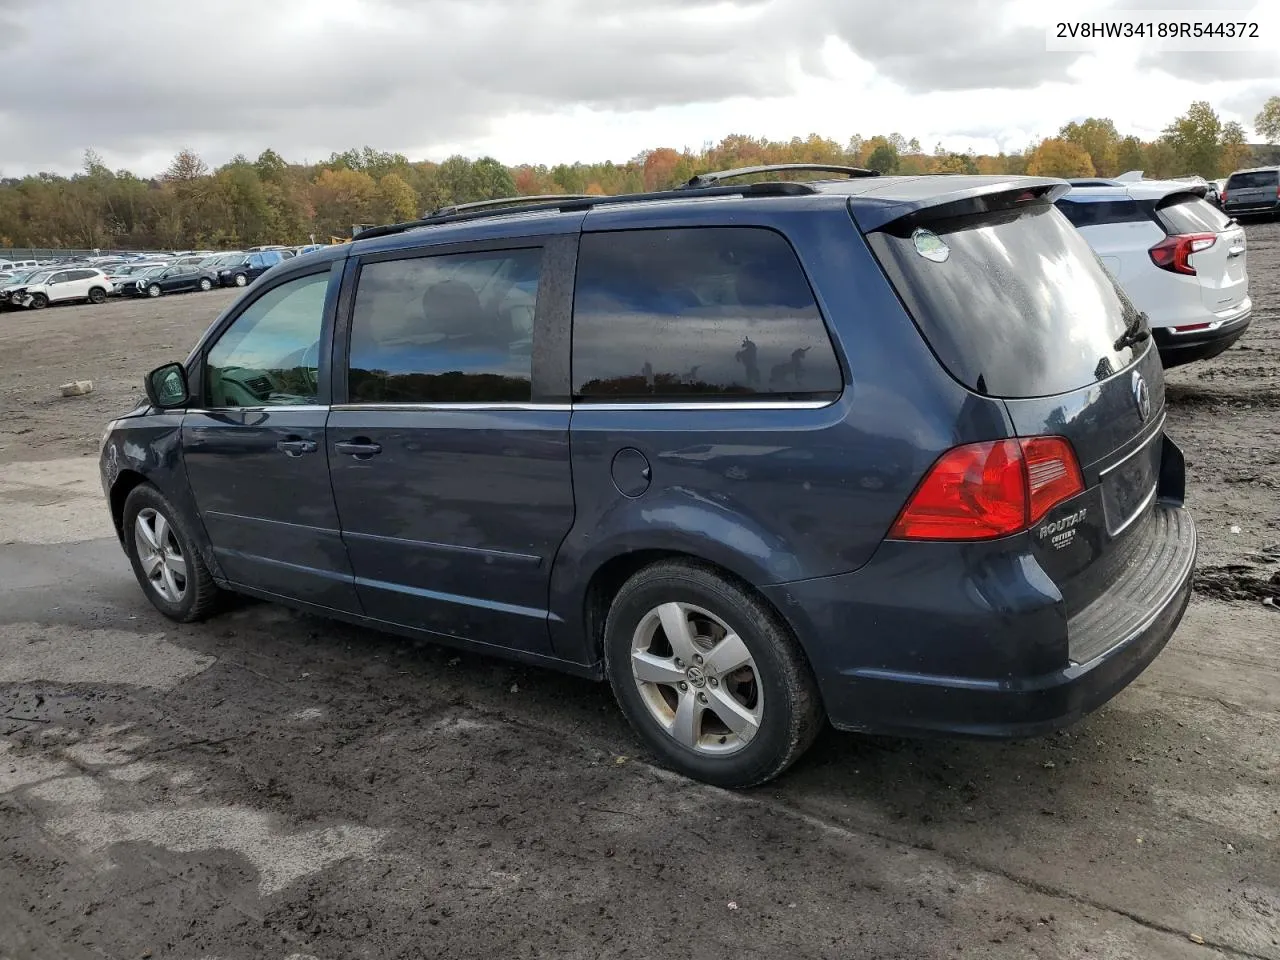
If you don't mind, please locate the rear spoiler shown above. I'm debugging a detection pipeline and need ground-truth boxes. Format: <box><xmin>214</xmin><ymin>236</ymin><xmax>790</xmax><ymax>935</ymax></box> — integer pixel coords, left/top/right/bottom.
<box><xmin>847</xmin><ymin>177</ymin><xmax>1070</xmax><ymax>233</ymax></box>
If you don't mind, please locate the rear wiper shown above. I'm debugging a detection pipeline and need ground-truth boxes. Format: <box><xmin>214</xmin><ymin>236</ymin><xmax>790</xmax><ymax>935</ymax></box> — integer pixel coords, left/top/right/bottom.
<box><xmin>1114</xmin><ymin>311</ymin><xmax>1151</xmax><ymax>352</ymax></box>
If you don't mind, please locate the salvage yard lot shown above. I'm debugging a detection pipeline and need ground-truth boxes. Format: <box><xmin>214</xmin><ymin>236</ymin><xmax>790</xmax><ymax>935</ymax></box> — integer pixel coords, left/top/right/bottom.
<box><xmin>0</xmin><ymin>223</ymin><xmax>1278</xmax><ymax>959</ymax></box>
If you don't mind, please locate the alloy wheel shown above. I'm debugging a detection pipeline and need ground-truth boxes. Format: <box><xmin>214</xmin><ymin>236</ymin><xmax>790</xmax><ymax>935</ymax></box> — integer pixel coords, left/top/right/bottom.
<box><xmin>134</xmin><ymin>508</ymin><xmax>187</xmax><ymax>603</ymax></box>
<box><xmin>629</xmin><ymin>601</ymin><xmax>763</xmax><ymax>755</ymax></box>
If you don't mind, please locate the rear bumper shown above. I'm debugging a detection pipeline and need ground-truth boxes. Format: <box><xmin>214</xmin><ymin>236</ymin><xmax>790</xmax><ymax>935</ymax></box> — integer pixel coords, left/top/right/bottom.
<box><xmin>1153</xmin><ymin>309</ymin><xmax>1251</xmax><ymax>367</ymax></box>
<box><xmin>1223</xmin><ymin>202</ymin><xmax>1279</xmax><ymax>217</ymax></box>
<box><xmin>762</xmin><ymin>504</ymin><xmax>1196</xmax><ymax>739</ymax></box>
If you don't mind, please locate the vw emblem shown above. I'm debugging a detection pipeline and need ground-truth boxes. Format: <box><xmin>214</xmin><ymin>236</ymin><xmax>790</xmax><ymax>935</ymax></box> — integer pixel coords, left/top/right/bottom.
<box><xmin>1131</xmin><ymin>371</ymin><xmax>1151</xmax><ymax>422</ymax></box>
<box><xmin>685</xmin><ymin>665</ymin><xmax>707</xmax><ymax>688</ymax></box>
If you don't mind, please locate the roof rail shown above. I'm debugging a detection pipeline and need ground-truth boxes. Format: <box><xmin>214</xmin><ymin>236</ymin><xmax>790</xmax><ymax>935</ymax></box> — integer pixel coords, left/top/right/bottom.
<box><xmin>353</xmin><ymin>180</ymin><xmax>823</xmax><ymax>243</ymax></box>
<box><xmin>682</xmin><ymin>163</ymin><xmax>879</xmax><ymax>189</ymax></box>
<box><xmin>427</xmin><ymin>194</ymin><xmax>597</xmax><ymax>218</ymax></box>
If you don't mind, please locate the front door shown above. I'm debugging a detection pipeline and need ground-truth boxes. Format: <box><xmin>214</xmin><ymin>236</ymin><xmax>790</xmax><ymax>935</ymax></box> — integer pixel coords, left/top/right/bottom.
<box><xmin>327</xmin><ymin>242</ymin><xmax>574</xmax><ymax>653</ymax></box>
<box><xmin>182</xmin><ymin>264</ymin><xmax>360</xmax><ymax>613</ymax></box>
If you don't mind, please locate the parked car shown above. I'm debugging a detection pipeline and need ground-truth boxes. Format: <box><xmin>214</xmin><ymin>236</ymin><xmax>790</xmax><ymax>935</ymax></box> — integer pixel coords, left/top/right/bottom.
<box><xmin>10</xmin><ymin>267</ymin><xmax>113</xmax><ymax>308</ymax></box>
<box><xmin>107</xmin><ymin>262</ymin><xmax>172</xmax><ymax>293</ymax></box>
<box><xmin>0</xmin><ymin>270</ymin><xmax>43</xmax><ymax>308</ymax></box>
<box><xmin>127</xmin><ymin>263</ymin><xmax>219</xmax><ymax>298</ymax></box>
<box><xmin>1056</xmin><ymin>179</ymin><xmax>1250</xmax><ymax>367</ymax></box>
<box><xmin>217</xmin><ymin>250</ymin><xmax>288</xmax><ymax>287</ymax></box>
<box><xmin>102</xmin><ymin>168</ymin><xmax>1196</xmax><ymax>788</ymax></box>
<box><xmin>118</xmin><ymin>266</ymin><xmax>174</xmax><ymax>297</ymax></box>
<box><xmin>0</xmin><ymin>258</ymin><xmax>41</xmax><ymax>272</ymax></box>
<box><xmin>1221</xmin><ymin>166</ymin><xmax>1280</xmax><ymax>219</ymax></box>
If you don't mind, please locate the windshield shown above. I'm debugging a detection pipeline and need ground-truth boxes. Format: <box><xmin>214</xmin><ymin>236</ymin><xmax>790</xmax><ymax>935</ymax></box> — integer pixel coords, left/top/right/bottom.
<box><xmin>25</xmin><ymin>271</ymin><xmax>54</xmax><ymax>284</ymax></box>
<box><xmin>867</xmin><ymin>202</ymin><xmax>1144</xmax><ymax>398</ymax></box>
<box><xmin>4</xmin><ymin>271</ymin><xmax>36</xmax><ymax>284</ymax></box>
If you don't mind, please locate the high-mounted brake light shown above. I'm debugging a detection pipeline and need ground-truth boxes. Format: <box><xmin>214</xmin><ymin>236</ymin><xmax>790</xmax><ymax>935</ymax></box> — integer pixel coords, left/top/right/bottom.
<box><xmin>889</xmin><ymin>437</ymin><xmax>1084</xmax><ymax>541</ymax></box>
<box><xmin>1149</xmin><ymin>233</ymin><xmax>1216</xmax><ymax>275</ymax></box>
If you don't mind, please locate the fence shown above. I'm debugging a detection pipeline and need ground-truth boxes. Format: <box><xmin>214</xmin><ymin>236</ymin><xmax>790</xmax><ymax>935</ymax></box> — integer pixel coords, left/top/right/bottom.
<box><xmin>1</xmin><ymin>248</ymin><xmax>175</xmax><ymax>262</ymax></box>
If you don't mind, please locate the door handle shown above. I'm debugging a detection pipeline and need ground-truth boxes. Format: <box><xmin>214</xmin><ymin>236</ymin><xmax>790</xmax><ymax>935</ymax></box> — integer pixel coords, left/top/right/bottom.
<box><xmin>335</xmin><ymin>439</ymin><xmax>383</xmax><ymax>459</ymax></box>
<box><xmin>276</xmin><ymin>437</ymin><xmax>318</xmax><ymax>457</ymax></box>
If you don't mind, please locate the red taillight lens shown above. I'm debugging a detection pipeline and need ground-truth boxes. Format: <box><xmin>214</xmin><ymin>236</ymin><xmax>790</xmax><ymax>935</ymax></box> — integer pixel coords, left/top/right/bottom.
<box><xmin>1220</xmin><ymin>190</ymin><xmax>1227</xmax><ymax>204</ymax></box>
<box><xmin>1149</xmin><ymin>233</ymin><xmax>1216</xmax><ymax>275</ymax></box>
<box><xmin>889</xmin><ymin>437</ymin><xmax>1084</xmax><ymax>541</ymax></box>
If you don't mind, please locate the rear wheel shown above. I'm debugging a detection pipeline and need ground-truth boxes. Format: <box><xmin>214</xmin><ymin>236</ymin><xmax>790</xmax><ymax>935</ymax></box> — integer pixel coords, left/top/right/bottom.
<box><xmin>29</xmin><ymin>293</ymin><xmax>48</xmax><ymax>309</ymax></box>
<box><xmin>603</xmin><ymin>560</ymin><xmax>823</xmax><ymax>788</ymax></box>
<box><xmin>87</xmin><ymin>286</ymin><xmax>107</xmax><ymax>304</ymax></box>
<box><xmin>147</xmin><ymin>284</ymin><xmax>162</xmax><ymax>298</ymax></box>
<box><xmin>122</xmin><ymin>484</ymin><xmax>221</xmax><ymax>622</ymax></box>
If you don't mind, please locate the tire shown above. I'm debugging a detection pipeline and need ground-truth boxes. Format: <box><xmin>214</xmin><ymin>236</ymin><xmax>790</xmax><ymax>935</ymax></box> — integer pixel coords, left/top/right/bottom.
<box><xmin>233</xmin><ymin>273</ymin><xmax>248</xmax><ymax>287</ymax></box>
<box><xmin>87</xmin><ymin>286</ymin><xmax>107</xmax><ymax>304</ymax></box>
<box><xmin>147</xmin><ymin>284</ymin><xmax>162</xmax><ymax>298</ymax></box>
<box><xmin>199</xmin><ymin>278</ymin><xmax>212</xmax><ymax>291</ymax></box>
<box><xmin>602</xmin><ymin>560</ymin><xmax>823</xmax><ymax>788</ymax></box>
<box><xmin>29</xmin><ymin>293</ymin><xmax>48</xmax><ymax>309</ymax></box>
<box><xmin>122</xmin><ymin>484</ymin><xmax>221</xmax><ymax>622</ymax></box>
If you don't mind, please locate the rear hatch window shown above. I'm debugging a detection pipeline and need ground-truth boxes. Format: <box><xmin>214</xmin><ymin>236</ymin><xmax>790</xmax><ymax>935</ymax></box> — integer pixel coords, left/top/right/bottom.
<box><xmin>1156</xmin><ymin>193</ymin><xmax>1232</xmax><ymax>233</ymax></box>
<box><xmin>865</xmin><ymin>202</ymin><xmax>1145</xmax><ymax>398</ymax></box>
<box><xmin>1226</xmin><ymin>170</ymin><xmax>1278</xmax><ymax>190</ymax></box>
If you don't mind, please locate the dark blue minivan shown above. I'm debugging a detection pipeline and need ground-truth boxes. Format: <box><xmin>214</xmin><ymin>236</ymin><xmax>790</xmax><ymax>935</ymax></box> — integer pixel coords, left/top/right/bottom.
<box><xmin>100</xmin><ymin>166</ymin><xmax>1197</xmax><ymax>787</ymax></box>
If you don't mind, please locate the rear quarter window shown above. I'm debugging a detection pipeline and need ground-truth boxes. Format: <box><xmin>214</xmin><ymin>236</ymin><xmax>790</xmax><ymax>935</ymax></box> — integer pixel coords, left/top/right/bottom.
<box><xmin>867</xmin><ymin>202</ymin><xmax>1144</xmax><ymax>399</ymax></box>
<box><xmin>572</xmin><ymin>227</ymin><xmax>843</xmax><ymax>401</ymax></box>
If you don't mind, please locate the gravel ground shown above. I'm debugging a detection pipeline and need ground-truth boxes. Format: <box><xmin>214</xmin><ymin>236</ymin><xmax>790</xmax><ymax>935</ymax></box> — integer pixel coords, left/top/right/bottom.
<box><xmin>0</xmin><ymin>225</ymin><xmax>1277</xmax><ymax>959</ymax></box>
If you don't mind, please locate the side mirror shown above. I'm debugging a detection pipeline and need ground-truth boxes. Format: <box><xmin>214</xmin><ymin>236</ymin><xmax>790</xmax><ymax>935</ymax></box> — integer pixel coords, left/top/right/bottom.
<box><xmin>145</xmin><ymin>362</ymin><xmax>190</xmax><ymax>409</ymax></box>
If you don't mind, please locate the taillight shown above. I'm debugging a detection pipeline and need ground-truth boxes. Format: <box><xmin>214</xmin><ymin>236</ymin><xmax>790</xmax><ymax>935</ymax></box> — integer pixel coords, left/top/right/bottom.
<box><xmin>1220</xmin><ymin>189</ymin><xmax>1227</xmax><ymax>205</ymax></box>
<box><xmin>889</xmin><ymin>437</ymin><xmax>1084</xmax><ymax>541</ymax></box>
<box><xmin>1149</xmin><ymin>233</ymin><xmax>1216</xmax><ymax>275</ymax></box>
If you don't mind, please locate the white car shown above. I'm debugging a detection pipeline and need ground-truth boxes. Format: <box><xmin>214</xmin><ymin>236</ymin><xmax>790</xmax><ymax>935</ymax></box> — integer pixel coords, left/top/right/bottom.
<box><xmin>0</xmin><ymin>258</ymin><xmax>41</xmax><ymax>272</ymax></box>
<box><xmin>9</xmin><ymin>267</ymin><xmax>113</xmax><ymax>309</ymax></box>
<box><xmin>1056</xmin><ymin>179</ymin><xmax>1250</xmax><ymax>367</ymax></box>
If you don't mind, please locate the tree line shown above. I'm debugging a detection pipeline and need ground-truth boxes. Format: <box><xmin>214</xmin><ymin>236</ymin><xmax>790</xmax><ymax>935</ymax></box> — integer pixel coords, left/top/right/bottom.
<box><xmin>2</xmin><ymin>97</ymin><xmax>1277</xmax><ymax>252</ymax></box>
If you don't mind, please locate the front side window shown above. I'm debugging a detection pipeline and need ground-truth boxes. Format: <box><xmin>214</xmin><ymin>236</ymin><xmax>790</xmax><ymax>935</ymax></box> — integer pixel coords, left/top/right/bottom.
<box><xmin>205</xmin><ymin>273</ymin><xmax>329</xmax><ymax>407</ymax></box>
<box><xmin>572</xmin><ymin>227</ymin><xmax>843</xmax><ymax>401</ymax></box>
<box><xmin>347</xmin><ymin>248</ymin><xmax>541</xmax><ymax>403</ymax></box>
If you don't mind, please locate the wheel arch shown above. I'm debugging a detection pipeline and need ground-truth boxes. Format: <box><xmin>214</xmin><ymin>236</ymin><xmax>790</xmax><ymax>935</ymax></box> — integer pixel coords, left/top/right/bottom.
<box><xmin>576</xmin><ymin>548</ymin><xmax>814</xmax><ymax>675</ymax></box>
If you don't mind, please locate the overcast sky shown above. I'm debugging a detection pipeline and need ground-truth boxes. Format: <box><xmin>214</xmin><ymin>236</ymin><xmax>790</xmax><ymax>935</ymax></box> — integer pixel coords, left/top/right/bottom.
<box><xmin>1</xmin><ymin>0</ymin><xmax>1277</xmax><ymax>177</ymax></box>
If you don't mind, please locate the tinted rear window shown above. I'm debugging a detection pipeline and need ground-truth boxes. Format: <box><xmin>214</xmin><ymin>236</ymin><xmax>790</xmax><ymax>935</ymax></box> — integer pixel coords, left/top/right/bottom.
<box><xmin>1226</xmin><ymin>170</ymin><xmax>1278</xmax><ymax>189</ymax></box>
<box><xmin>572</xmin><ymin>227</ymin><xmax>842</xmax><ymax>400</ymax></box>
<box><xmin>1157</xmin><ymin>195</ymin><xmax>1232</xmax><ymax>234</ymax></box>
<box><xmin>867</xmin><ymin>203</ymin><xmax>1144</xmax><ymax>398</ymax></box>
<box><xmin>1055</xmin><ymin>198</ymin><xmax>1150</xmax><ymax>228</ymax></box>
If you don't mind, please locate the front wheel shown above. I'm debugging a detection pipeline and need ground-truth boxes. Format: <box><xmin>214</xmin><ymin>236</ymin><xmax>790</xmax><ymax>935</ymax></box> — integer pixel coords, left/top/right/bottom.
<box><xmin>87</xmin><ymin>286</ymin><xmax>107</xmax><ymax>304</ymax></box>
<box><xmin>147</xmin><ymin>284</ymin><xmax>162</xmax><ymax>298</ymax></box>
<box><xmin>199</xmin><ymin>278</ymin><xmax>212</xmax><ymax>291</ymax></box>
<box><xmin>603</xmin><ymin>560</ymin><xmax>823</xmax><ymax>788</ymax></box>
<box><xmin>28</xmin><ymin>293</ymin><xmax>48</xmax><ymax>309</ymax></box>
<box><xmin>122</xmin><ymin>484</ymin><xmax>221</xmax><ymax>622</ymax></box>
<box><xmin>233</xmin><ymin>273</ymin><xmax>248</xmax><ymax>287</ymax></box>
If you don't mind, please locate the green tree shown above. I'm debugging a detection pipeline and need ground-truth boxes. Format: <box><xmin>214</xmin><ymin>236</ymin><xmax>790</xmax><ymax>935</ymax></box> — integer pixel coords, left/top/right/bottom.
<box><xmin>469</xmin><ymin>157</ymin><xmax>516</xmax><ymax>200</ymax></box>
<box><xmin>1255</xmin><ymin>96</ymin><xmax>1280</xmax><ymax>144</ymax></box>
<box><xmin>1161</xmin><ymin>101</ymin><xmax>1222</xmax><ymax>176</ymax></box>
<box><xmin>1219</xmin><ymin>121</ymin><xmax>1251</xmax><ymax>176</ymax></box>
<box><xmin>866</xmin><ymin>143</ymin><xmax>900</xmax><ymax>174</ymax></box>
<box><xmin>310</xmin><ymin>167</ymin><xmax>376</xmax><ymax>238</ymax></box>
<box><xmin>1116</xmin><ymin>136</ymin><xmax>1145</xmax><ymax>173</ymax></box>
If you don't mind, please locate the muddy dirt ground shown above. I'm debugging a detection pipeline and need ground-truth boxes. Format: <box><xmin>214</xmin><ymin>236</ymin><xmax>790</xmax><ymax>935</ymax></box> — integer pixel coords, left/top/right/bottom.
<box><xmin>0</xmin><ymin>224</ymin><xmax>1277</xmax><ymax>959</ymax></box>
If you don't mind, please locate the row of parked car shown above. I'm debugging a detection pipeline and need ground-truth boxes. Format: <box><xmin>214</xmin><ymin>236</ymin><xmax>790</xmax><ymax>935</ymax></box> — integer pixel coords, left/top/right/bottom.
<box><xmin>0</xmin><ymin>244</ymin><xmax>330</xmax><ymax>311</ymax></box>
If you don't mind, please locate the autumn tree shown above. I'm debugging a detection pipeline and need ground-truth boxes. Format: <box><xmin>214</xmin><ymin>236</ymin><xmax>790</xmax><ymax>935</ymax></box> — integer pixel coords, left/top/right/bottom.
<box><xmin>374</xmin><ymin>172</ymin><xmax>420</xmax><ymax>222</ymax></box>
<box><xmin>1026</xmin><ymin>138</ymin><xmax>1095</xmax><ymax>178</ymax></box>
<box><xmin>1059</xmin><ymin>118</ymin><xmax>1120</xmax><ymax>176</ymax></box>
<box><xmin>1219</xmin><ymin>122</ymin><xmax>1251</xmax><ymax>175</ymax></box>
<box><xmin>933</xmin><ymin>152</ymin><xmax>979</xmax><ymax>175</ymax></box>
<box><xmin>642</xmin><ymin>148</ymin><xmax>683</xmax><ymax>191</ymax></box>
<box><xmin>310</xmin><ymin>167</ymin><xmax>376</xmax><ymax>237</ymax></box>
<box><xmin>866</xmin><ymin>142</ymin><xmax>900</xmax><ymax>174</ymax></box>
<box><xmin>1254</xmin><ymin>96</ymin><xmax>1280</xmax><ymax>144</ymax></box>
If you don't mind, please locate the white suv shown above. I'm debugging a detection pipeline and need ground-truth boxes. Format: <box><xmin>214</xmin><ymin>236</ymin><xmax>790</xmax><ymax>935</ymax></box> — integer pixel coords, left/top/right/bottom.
<box><xmin>1056</xmin><ymin>179</ymin><xmax>1250</xmax><ymax>367</ymax></box>
<box><xmin>11</xmin><ymin>268</ymin><xmax>113</xmax><ymax>309</ymax></box>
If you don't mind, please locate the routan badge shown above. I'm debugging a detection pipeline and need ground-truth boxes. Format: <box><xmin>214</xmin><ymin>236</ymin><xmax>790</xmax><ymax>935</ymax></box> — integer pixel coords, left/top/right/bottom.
<box><xmin>912</xmin><ymin>228</ymin><xmax>950</xmax><ymax>263</ymax></box>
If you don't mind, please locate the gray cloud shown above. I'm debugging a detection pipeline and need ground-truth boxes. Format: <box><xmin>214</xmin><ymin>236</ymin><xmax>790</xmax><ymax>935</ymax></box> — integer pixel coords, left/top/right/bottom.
<box><xmin>0</xmin><ymin>0</ymin><xmax>1146</xmax><ymax>175</ymax></box>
